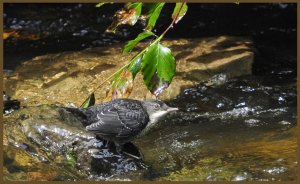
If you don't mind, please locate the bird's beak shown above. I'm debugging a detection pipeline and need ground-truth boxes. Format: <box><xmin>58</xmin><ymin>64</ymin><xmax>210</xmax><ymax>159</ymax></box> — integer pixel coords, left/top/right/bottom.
<box><xmin>167</xmin><ymin>107</ymin><xmax>178</xmax><ymax>112</ymax></box>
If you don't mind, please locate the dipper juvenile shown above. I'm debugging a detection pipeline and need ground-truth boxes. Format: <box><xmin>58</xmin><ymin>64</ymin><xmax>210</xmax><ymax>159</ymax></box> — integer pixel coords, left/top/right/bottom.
<box><xmin>66</xmin><ymin>98</ymin><xmax>178</xmax><ymax>153</ymax></box>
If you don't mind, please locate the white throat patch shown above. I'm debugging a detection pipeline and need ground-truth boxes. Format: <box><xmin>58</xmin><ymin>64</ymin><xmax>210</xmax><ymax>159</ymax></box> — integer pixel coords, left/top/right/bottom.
<box><xmin>139</xmin><ymin>110</ymin><xmax>168</xmax><ymax>137</ymax></box>
<box><xmin>148</xmin><ymin>110</ymin><xmax>168</xmax><ymax>128</ymax></box>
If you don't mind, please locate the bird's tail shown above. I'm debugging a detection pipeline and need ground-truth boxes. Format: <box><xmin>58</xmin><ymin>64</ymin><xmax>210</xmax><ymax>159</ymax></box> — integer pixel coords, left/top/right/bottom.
<box><xmin>60</xmin><ymin>107</ymin><xmax>89</xmax><ymax>126</ymax></box>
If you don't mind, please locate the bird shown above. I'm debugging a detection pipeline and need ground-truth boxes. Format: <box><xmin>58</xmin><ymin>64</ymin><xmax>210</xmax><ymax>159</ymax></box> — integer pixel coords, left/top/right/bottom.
<box><xmin>65</xmin><ymin>98</ymin><xmax>178</xmax><ymax>153</ymax></box>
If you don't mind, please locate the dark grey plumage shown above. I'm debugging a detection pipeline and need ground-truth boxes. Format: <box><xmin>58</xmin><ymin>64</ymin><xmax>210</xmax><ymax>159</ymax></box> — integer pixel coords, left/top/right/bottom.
<box><xmin>66</xmin><ymin>98</ymin><xmax>177</xmax><ymax>153</ymax></box>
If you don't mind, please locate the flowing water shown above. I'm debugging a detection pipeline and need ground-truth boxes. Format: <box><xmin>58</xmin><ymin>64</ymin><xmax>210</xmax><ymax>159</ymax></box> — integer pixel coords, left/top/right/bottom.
<box><xmin>3</xmin><ymin>72</ymin><xmax>297</xmax><ymax>181</ymax></box>
<box><xmin>137</xmin><ymin>73</ymin><xmax>297</xmax><ymax>181</ymax></box>
<box><xmin>3</xmin><ymin>3</ymin><xmax>297</xmax><ymax>181</ymax></box>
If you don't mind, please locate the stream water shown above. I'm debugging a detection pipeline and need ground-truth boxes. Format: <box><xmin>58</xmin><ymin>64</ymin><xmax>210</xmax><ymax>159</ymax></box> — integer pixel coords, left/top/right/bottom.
<box><xmin>3</xmin><ymin>3</ymin><xmax>297</xmax><ymax>181</ymax></box>
<box><xmin>3</xmin><ymin>72</ymin><xmax>297</xmax><ymax>181</ymax></box>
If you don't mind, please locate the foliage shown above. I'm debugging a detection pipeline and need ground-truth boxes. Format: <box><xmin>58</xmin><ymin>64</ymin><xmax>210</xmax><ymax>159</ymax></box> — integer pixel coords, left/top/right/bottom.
<box><xmin>82</xmin><ymin>2</ymin><xmax>188</xmax><ymax>106</ymax></box>
<box><xmin>172</xmin><ymin>2</ymin><xmax>188</xmax><ymax>24</ymax></box>
<box><xmin>141</xmin><ymin>43</ymin><xmax>175</xmax><ymax>96</ymax></box>
<box><xmin>145</xmin><ymin>3</ymin><xmax>166</xmax><ymax>30</ymax></box>
<box><xmin>123</xmin><ymin>30</ymin><xmax>157</xmax><ymax>54</ymax></box>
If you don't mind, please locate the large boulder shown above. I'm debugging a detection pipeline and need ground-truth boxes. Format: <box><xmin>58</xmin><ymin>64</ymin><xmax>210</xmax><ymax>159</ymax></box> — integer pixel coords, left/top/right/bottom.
<box><xmin>4</xmin><ymin>36</ymin><xmax>254</xmax><ymax>106</ymax></box>
<box><xmin>3</xmin><ymin>105</ymin><xmax>148</xmax><ymax>181</ymax></box>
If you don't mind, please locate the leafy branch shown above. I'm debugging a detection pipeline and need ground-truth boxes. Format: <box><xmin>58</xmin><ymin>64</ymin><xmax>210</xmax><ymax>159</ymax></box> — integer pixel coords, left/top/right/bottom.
<box><xmin>81</xmin><ymin>2</ymin><xmax>188</xmax><ymax>108</ymax></box>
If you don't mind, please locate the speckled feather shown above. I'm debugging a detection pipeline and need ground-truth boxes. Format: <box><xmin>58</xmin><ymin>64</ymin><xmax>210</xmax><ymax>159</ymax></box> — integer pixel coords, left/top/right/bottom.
<box><xmin>84</xmin><ymin>99</ymin><xmax>149</xmax><ymax>143</ymax></box>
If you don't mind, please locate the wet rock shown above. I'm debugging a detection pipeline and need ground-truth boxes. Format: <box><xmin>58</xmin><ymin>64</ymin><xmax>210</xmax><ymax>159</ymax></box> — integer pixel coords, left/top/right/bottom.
<box><xmin>4</xmin><ymin>36</ymin><xmax>254</xmax><ymax>106</ymax></box>
<box><xmin>3</xmin><ymin>105</ymin><xmax>148</xmax><ymax>181</ymax></box>
<box><xmin>3</xmin><ymin>144</ymin><xmax>78</xmax><ymax>181</ymax></box>
<box><xmin>3</xmin><ymin>73</ymin><xmax>296</xmax><ymax>181</ymax></box>
<box><xmin>3</xmin><ymin>3</ymin><xmax>297</xmax><ymax>181</ymax></box>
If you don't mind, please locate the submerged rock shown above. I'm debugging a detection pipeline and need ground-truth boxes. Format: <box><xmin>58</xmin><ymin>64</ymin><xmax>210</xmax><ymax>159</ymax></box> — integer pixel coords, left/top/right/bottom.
<box><xmin>4</xmin><ymin>36</ymin><xmax>254</xmax><ymax>106</ymax></box>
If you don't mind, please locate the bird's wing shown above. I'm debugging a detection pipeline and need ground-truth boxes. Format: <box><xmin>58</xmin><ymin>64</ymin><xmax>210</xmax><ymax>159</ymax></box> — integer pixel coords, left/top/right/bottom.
<box><xmin>85</xmin><ymin>106</ymin><xmax>147</xmax><ymax>138</ymax></box>
<box><xmin>115</xmin><ymin>109</ymin><xmax>147</xmax><ymax>138</ymax></box>
<box><xmin>85</xmin><ymin>108</ymin><xmax>122</xmax><ymax>136</ymax></box>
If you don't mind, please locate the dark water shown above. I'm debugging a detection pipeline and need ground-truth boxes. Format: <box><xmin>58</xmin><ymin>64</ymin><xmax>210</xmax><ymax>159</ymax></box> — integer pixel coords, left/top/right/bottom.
<box><xmin>3</xmin><ymin>3</ymin><xmax>297</xmax><ymax>181</ymax></box>
<box><xmin>135</xmin><ymin>73</ymin><xmax>297</xmax><ymax>181</ymax></box>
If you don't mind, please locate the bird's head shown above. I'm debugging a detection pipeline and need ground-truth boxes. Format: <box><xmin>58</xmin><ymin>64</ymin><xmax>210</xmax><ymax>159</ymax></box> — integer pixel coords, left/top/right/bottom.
<box><xmin>141</xmin><ymin>100</ymin><xmax>178</xmax><ymax>126</ymax></box>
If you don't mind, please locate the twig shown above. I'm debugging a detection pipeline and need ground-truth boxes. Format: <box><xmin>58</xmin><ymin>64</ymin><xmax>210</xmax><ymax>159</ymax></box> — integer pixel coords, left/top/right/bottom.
<box><xmin>161</xmin><ymin>2</ymin><xmax>186</xmax><ymax>37</ymax></box>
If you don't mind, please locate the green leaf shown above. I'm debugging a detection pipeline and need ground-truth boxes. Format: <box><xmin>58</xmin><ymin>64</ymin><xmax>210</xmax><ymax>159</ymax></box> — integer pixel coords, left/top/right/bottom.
<box><xmin>172</xmin><ymin>3</ymin><xmax>188</xmax><ymax>24</ymax></box>
<box><xmin>128</xmin><ymin>55</ymin><xmax>143</xmax><ymax>78</ymax></box>
<box><xmin>146</xmin><ymin>3</ymin><xmax>166</xmax><ymax>30</ymax></box>
<box><xmin>141</xmin><ymin>43</ymin><xmax>176</xmax><ymax>96</ymax></box>
<box><xmin>123</xmin><ymin>30</ymin><xmax>156</xmax><ymax>53</ymax></box>
<box><xmin>80</xmin><ymin>93</ymin><xmax>95</xmax><ymax>109</ymax></box>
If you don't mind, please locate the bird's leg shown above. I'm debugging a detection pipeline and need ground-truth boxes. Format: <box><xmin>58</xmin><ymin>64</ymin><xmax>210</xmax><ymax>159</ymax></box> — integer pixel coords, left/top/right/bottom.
<box><xmin>104</xmin><ymin>140</ymin><xmax>110</xmax><ymax>148</ymax></box>
<box><xmin>115</xmin><ymin>143</ymin><xmax>123</xmax><ymax>154</ymax></box>
<box><xmin>123</xmin><ymin>151</ymin><xmax>142</xmax><ymax>160</ymax></box>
